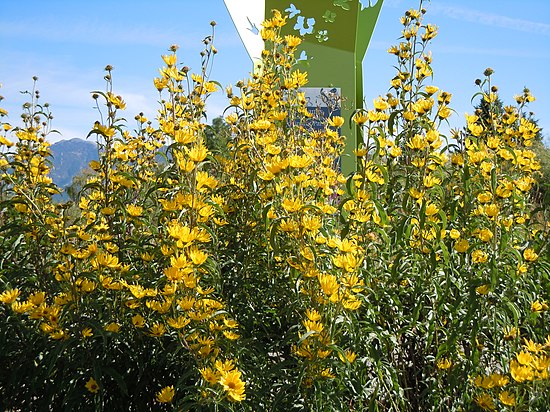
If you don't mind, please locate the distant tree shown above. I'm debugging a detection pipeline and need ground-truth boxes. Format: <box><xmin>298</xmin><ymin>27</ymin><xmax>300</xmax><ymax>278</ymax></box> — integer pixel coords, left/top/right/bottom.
<box><xmin>65</xmin><ymin>167</ymin><xmax>95</xmax><ymax>203</ymax></box>
<box><xmin>475</xmin><ymin>94</ymin><xmax>504</xmax><ymax>123</ymax></box>
<box><xmin>205</xmin><ymin>116</ymin><xmax>231</xmax><ymax>157</ymax></box>
<box><xmin>531</xmin><ymin>139</ymin><xmax>550</xmax><ymax>208</ymax></box>
<box><xmin>473</xmin><ymin>94</ymin><xmax>549</xmax><ymax>209</ymax></box>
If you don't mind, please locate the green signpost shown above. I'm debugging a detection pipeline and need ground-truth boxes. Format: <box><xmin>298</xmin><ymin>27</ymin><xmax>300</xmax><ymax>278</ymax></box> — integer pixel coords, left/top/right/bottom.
<box><xmin>225</xmin><ymin>0</ymin><xmax>384</xmax><ymax>175</ymax></box>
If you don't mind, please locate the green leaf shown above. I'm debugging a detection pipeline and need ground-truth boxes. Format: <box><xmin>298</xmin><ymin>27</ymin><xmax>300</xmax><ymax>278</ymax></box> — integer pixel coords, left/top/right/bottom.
<box><xmin>387</xmin><ymin>110</ymin><xmax>400</xmax><ymax>136</ymax></box>
<box><xmin>103</xmin><ymin>366</ymin><xmax>129</xmax><ymax>396</ymax></box>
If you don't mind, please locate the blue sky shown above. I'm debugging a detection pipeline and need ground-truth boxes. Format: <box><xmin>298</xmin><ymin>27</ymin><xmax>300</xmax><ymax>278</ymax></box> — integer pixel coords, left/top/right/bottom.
<box><xmin>1</xmin><ymin>0</ymin><xmax>549</xmax><ymax>143</ymax></box>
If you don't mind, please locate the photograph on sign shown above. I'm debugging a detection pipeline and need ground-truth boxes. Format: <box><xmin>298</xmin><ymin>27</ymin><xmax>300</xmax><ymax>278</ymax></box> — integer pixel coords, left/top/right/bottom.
<box><xmin>301</xmin><ymin>87</ymin><xmax>341</xmax><ymax>131</ymax></box>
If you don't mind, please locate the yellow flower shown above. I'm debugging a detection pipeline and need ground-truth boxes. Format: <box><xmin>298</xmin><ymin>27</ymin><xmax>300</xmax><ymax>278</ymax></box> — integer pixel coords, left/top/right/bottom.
<box><xmin>373</xmin><ymin>96</ymin><xmax>389</xmax><ymax>111</ymax></box>
<box><xmin>468</xmin><ymin>122</ymin><xmax>483</xmax><ymax>137</ymax></box>
<box><xmin>523</xmin><ymin>338</ymin><xmax>542</xmax><ymax>353</ymax></box>
<box><xmin>476</xmin><ymin>284</ymin><xmax>490</xmax><ymax>295</ymax></box>
<box><xmin>516</xmin><ymin>350</ymin><xmax>533</xmax><ymax>366</ymax></box>
<box><xmin>223</xmin><ymin>330</ymin><xmax>241</xmax><ymax>340</ymax></box>
<box><xmin>0</xmin><ymin>288</ymin><xmax>20</xmax><ymax>304</ymax></box>
<box><xmin>484</xmin><ymin>92</ymin><xmax>498</xmax><ymax>103</ymax></box>
<box><xmin>436</xmin><ymin>358</ymin><xmax>452</xmax><ymax>370</ymax></box>
<box><xmin>320</xmin><ymin>368</ymin><xmax>335</xmax><ymax>378</ymax></box>
<box><xmin>86</xmin><ymin>160</ymin><xmax>100</xmax><ymax>172</ymax></box>
<box><xmin>451</xmin><ymin>153</ymin><xmax>464</xmax><ymax>165</ymax></box>
<box><xmin>162</xmin><ymin>54</ymin><xmax>177</xmax><ymax>66</ymax></box>
<box><xmin>284</xmin><ymin>35</ymin><xmax>302</xmax><ymax>48</ymax></box>
<box><xmin>156</xmin><ymin>385</ymin><xmax>175</xmax><ymax>403</ymax></box>
<box><xmin>327</xmin><ymin>116</ymin><xmax>345</xmax><ymax>128</ymax></box>
<box><xmin>174</xmin><ymin>128</ymin><xmax>197</xmax><ymax>144</ymax></box>
<box><xmin>188</xmin><ymin>247</ymin><xmax>208</xmax><ymax>266</ymax></box>
<box><xmin>250</xmin><ymin>119</ymin><xmax>271</xmax><ymax>131</ymax></box>
<box><xmin>12</xmin><ymin>301</ymin><xmax>33</xmax><ymax>314</ymax></box>
<box><xmin>409</xmin><ymin>188</ymin><xmax>424</xmax><ymax>200</ymax></box>
<box><xmin>141</xmin><ymin>252</ymin><xmax>154</xmax><ymax>262</ymax></box>
<box><xmin>167</xmin><ymin>316</ymin><xmax>190</xmax><ymax>329</ymax></box>
<box><xmin>390</xmin><ymin>146</ymin><xmax>402</xmax><ymax>157</ymax></box>
<box><xmin>477</xmin><ymin>228</ymin><xmax>493</xmax><ymax>242</ymax></box>
<box><xmin>523</xmin><ymin>248</ymin><xmax>538</xmax><ymax>262</ymax></box>
<box><xmin>106</xmin><ymin>92</ymin><xmax>126</xmax><ymax>110</ymax></box>
<box><xmin>510</xmin><ymin>359</ymin><xmax>534</xmax><ymax>382</ymax></box>
<box><xmin>531</xmin><ymin>299</ymin><xmax>548</xmax><ymax>313</ymax></box>
<box><xmin>454</xmin><ymin>239</ymin><xmax>469</xmax><ymax>253</ymax></box>
<box><xmin>215</xmin><ymin>359</ymin><xmax>236</xmax><ymax>374</ymax></box>
<box><xmin>425</xmin><ymin>85</ymin><xmax>439</xmax><ymax>95</ymax></box>
<box><xmin>149</xmin><ymin>322</ymin><xmax>167</xmax><ymax>337</ymax></box>
<box><xmin>92</xmin><ymin>252</ymin><xmax>120</xmax><ymax>270</ymax></box>
<box><xmin>484</xmin><ymin>204</ymin><xmax>499</xmax><ymax>218</ymax></box>
<box><xmin>333</xmin><ymin>253</ymin><xmax>361</xmax><ymax>272</ymax></box>
<box><xmin>342</xmin><ymin>295</ymin><xmax>362</xmax><ymax>310</ymax></box>
<box><xmin>449</xmin><ymin>229</ymin><xmax>461</xmax><ymax>239</ymax></box>
<box><xmin>186</xmin><ymin>144</ymin><xmax>208</xmax><ymax>162</ymax></box>
<box><xmin>219</xmin><ymin>370</ymin><xmax>246</xmax><ymax>402</ymax></box>
<box><xmin>406</xmin><ymin>134</ymin><xmax>427</xmax><ymax>150</ymax></box>
<box><xmin>437</xmin><ymin>105</ymin><xmax>452</xmax><ymax>119</ymax></box>
<box><xmin>242</xmin><ymin>94</ymin><xmax>255</xmax><ymax>110</ymax></box>
<box><xmin>126</xmin><ymin>204</ymin><xmax>143</xmax><ymax>217</ymax></box>
<box><xmin>475</xmin><ymin>393</ymin><xmax>495</xmax><ymax>411</ymax></box>
<box><xmin>303</xmin><ymin>319</ymin><xmax>324</xmax><ymax>334</ymax></box>
<box><xmin>104</xmin><ymin>322</ymin><xmax>121</xmax><ymax>333</ymax></box>
<box><xmin>424</xmin><ymin>202</ymin><xmax>439</xmax><ymax>216</ymax></box>
<box><xmin>153</xmin><ymin>77</ymin><xmax>168</xmax><ymax>91</ymax></box>
<box><xmin>163</xmin><ymin>266</ymin><xmax>182</xmax><ymax>282</ymax></box>
<box><xmin>403</xmin><ymin>110</ymin><xmax>416</xmax><ymax>121</ymax></box>
<box><xmin>200</xmin><ymin>366</ymin><xmax>220</xmax><ymax>385</ymax></box>
<box><xmin>132</xmin><ymin>314</ymin><xmax>146</xmax><ymax>328</ymax></box>
<box><xmin>301</xmin><ymin>215</ymin><xmax>322</xmax><ymax>233</ymax></box>
<box><xmin>224</xmin><ymin>318</ymin><xmax>239</xmax><ymax>329</ymax></box>
<box><xmin>338</xmin><ymin>349</ymin><xmax>357</xmax><ymax>364</ymax></box>
<box><xmin>352</xmin><ymin>111</ymin><xmax>369</xmax><ymax>125</ymax></box>
<box><xmin>317</xmin><ymin>273</ymin><xmax>339</xmax><ymax>297</ymax></box>
<box><xmin>499</xmin><ymin>391</ymin><xmax>515</xmax><ymax>406</ymax></box>
<box><xmin>28</xmin><ymin>291</ymin><xmax>46</xmax><ymax>306</ymax></box>
<box><xmin>490</xmin><ymin>373</ymin><xmax>509</xmax><ymax>387</ymax></box>
<box><xmin>486</xmin><ymin>136</ymin><xmax>501</xmax><ymax>149</ymax></box>
<box><xmin>289</xmin><ymin>154</ymin><xmax>313</xmax><ymax>168</ymax></box>
<box><xmin>504</xmin><ymin>326</ymin><xmax>519</xmax><ymax>341</ymax></box>
<box><xmin>282</xmin><ymin>198</ymin><xmax>303</xmax><ymax>213</ymax></box>
<box><xmin>305</xmin><ymin>309</ymin><xmax>321</xmax><ymax>322</ymax></box>
<box><xmin>0</xmin><ymin>135</ymin><xmax>14</xmax><ymax>147</ymax></box>
<box><xmin>471</xmin><ymin>249</ymin><xmax>488</xmax><ymax>264</ymax></box>
<box><xmin>81</xmin><ymin>327</ymin><xmax>93</xmax><ymax>338</ymax></box>
<box><xmin>412</xmin><ymin>98</ymin><xmax>433</xmax><ymax>115</ymax></box>
<box><xmin>423</xmin><ymin>174</ymin><xmax>441</xmax><ymax>188</ymax></box>
<box><xmin>85</xmin><ymin>377</ymin><xmax>100</xmax><ymax>394</ymax></box>
<box><xmin>78</xmin><ymin>278</ymin><xmax>97</xmax><ymax>293</ymax></box>
<box><xmin>177</xmin><ymin>296</ymin><xmax>196</xmax><ymax>310</ymax></box>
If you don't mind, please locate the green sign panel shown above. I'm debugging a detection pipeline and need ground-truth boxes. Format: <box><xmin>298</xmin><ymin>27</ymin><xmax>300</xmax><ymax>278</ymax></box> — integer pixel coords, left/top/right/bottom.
<box><xmin>225</xmin><ymin>0</ymin><xmax>384</xmax><ymax>175</ymax></box>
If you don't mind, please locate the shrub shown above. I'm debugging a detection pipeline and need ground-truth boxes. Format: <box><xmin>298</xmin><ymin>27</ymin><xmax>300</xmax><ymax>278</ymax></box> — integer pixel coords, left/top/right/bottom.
<box><xmin>1</xmin><ymin>4</ymin><xmax>548</xmax><ymax>411</ymax></box>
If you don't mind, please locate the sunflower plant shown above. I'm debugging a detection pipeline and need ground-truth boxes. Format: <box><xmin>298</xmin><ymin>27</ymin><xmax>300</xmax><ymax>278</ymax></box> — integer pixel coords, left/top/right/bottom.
<box><xmin>1</xmin><ymin>2</ymin><xmax>548</xmax><ymax>411</ymax></box>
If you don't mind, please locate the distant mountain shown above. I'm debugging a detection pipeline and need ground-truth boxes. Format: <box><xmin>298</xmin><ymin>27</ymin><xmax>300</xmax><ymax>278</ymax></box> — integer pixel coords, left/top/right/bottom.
<box><xmin>50</xmin><ymin>138</ymin><xmax>98</xmax><ymax>190</ymax></box>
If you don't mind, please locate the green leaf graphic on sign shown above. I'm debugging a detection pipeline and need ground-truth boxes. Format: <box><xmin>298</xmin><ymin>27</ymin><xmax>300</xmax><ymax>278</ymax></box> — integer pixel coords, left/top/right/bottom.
<box><xmin>322</xmin><ymin>10</ymin><xmax>337</xmax><ymax>23</ymax></box>
<box><xmin>316</xmin><ymin>29</ymin><xmax>329</xmax><ymax>42</ymax></box>
<box><xmin>333</xmin><ymin>0</ymin><xmax>351</xmax><ymax>10</ymax></box>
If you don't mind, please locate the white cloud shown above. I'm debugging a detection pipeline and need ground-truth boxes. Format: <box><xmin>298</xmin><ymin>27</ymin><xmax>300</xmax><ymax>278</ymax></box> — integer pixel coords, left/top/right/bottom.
<box><xmin>433</xmin><ymin>44</ymin><xmax>544</xmax><ymax>59</ymax></box>
<box><xmin>0</xmin><ymin>17</ymin><xmax>203</xmax><ymax>49</ymax></box>
<box><xmin>430</xmin><ymin>4</ymin><xmax>550</xmax><ymax>35</ymax></box>
<box><xmin>379</xmin><ymin>0</ymin><xmax>406</xmax><ymax>8</ymax></box>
